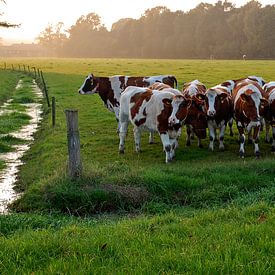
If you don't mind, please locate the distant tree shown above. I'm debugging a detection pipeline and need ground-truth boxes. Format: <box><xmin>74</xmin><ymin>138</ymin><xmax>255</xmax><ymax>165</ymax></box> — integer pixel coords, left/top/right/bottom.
<box><xmin>36</xmin><ymin>22</ymin><xmax>67</xmax><ymax>56</ymax></box>
<box><xmin>64</xmin><ymin>13</ymin><xmax>109</xmax><ymax>57</ymax></box>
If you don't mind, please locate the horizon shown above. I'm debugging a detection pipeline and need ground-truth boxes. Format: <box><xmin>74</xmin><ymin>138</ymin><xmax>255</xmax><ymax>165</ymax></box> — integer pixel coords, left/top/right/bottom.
<box><xmin>0</xmin><ymin>0</ymin><xmax>275</xmax><ymax>45</ymax></box>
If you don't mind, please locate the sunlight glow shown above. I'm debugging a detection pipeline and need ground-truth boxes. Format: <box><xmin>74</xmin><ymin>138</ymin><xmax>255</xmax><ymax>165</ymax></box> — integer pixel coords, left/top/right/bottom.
<box><xmin>0</xmin><ymin>0</ymin><xmax>274</xmax><ymax>44</ymax></box>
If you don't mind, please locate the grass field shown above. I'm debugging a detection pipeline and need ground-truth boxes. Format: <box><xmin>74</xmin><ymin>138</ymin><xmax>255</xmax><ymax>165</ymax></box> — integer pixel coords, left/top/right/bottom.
<box><xmin>0</xmin><ymin>58</ymin><xmax>274</xmax><ymax>273</ymax></box>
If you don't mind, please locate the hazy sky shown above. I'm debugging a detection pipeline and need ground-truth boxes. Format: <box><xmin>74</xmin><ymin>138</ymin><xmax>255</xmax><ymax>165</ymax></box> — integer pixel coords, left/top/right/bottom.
<box><xmin>0</xmin><ymin>0</ymin><xmax>274</xmax><ymax>44</ymax></box>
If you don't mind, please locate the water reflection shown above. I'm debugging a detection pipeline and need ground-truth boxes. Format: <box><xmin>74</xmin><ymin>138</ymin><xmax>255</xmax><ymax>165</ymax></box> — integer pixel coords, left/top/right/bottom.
<box><xmin>0</xmin><ymin>80</ymin><xmax>43</xmax><ymax>214</ymax></box>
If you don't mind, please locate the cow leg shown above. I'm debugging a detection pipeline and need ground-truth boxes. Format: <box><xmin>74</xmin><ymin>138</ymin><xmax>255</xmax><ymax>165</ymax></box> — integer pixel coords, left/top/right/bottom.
<box><xmin>219</xmin><ymin>124</ymin><xmax>226</xmax><ymax>151</ymax></box>
<box><xmin>190</xmin><ymin>128</ymin><xmax>195</xmax><ymax>140</ymax></box>
<box><xmin>265</xmin><ymin>122</ymin><xmax>270</xmax><ymax>143</ymax></box>
<box><xmin>272</xmin><ymin>126</ymin><xmax>275</xmax><ymax>152</ymax></box>
<box><xmin>253</xmin><ymin>125</ymin><xmax>261</xmax><ymax>158</ymax></box>
<box><xmin>197</xmin><ymin>137</ymin><xmax>203</xmax><ymax>148</ymax></box>
<box><xmin>134</xmin><ymin>127</ymin><xmax>142</xmax><ymax>153</ymax></box>
<box><xmin>149</xmin><ymin>131</ymin><xmax>154</xmax><ymax>144</ymax></box>
<box><xmin>170</xmin><ymin>138</ymin><xmax>177</xmax><ymax>159</ymax></box>
<box><xmin>114</xmin><ymin>108</ymin><xmax>120</xmax><ymax>134</ymax></box>
<box><xmin>119</xmin><ymin>120</ymin><xmax>129</xmax><ymax>154</ymax></box>
<box><xmin>228</xmin><ymin>118</ymin><xmax>234</xmax><ymax>136</ymax></box>
<box><xmin>247</xmin><ymin>129</ymin><xmax>253</xmax><ymax>144</ymax></box>
<box><xmin>186</xmin><ymin>125</ymin><xmax>191</xmax><ymax>146</ymax></box>
<box><xmin>238</xmin><ymin>126</ymin><xmax>245</xmax><ymax>158</ymax></box>
<box><xmin>160</xmin><ymin>133</ymin><xmax>172</xmax><ymax>163</ymax></box>
<box><xmin>208</xmin><ymin>122</ymin><xmax>215</xmax><ymax>151</ymax></box>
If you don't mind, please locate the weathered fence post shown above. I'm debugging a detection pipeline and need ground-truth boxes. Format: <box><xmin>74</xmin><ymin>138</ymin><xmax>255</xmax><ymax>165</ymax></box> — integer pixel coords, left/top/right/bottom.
<box><xmin>52</xmin><ymin>97</ymin><xmax>56</xmax><ymax>127</ymax></box>
<box><xmin>65</xmin><ymin>110</ymin><xmax>82</xmax><ymax>179</ymax></box>
<box><xmin>4</xmin><ymin>62</ymin><xmax>6</xmax><ymax>70</ymax></box>
<box><xmin>28</xmin><ymin>66</ymin><xmax>31</xmax><ymax>75</ymax></box>
<box><xmin>40</xmin><ymin>71</ymin><xmax>50</xmax><ymax>107</ymax></box>
<box><xmin>32</xmin><ymin>67</ymin><xmax>37</xmax><ymax>78</ymax></box>
<box><xmin>11</xmin><ymin>64</ymin><xmax>14</xmax><ymax>71</ymax></box>
<box><xmin>23</xmin><ymin>65</ymin><xmax>26</xmax><ymax>73</ymax></box>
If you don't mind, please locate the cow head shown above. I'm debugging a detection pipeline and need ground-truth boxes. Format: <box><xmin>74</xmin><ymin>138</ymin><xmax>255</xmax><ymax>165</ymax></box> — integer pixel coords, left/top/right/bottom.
<box><xmin>205</xmin><ymin>89</ymin><xmax>229</xmax><ymax>118</ymax></box>
<box><xmin>78</xmin><ymin>73</ymin><xmax>99</xmax><ymax>94</ymax></box>
<box><xmin>168</xmin><ymin>95</ymin><xmax>192</xmax><ymax>126</ymax></box>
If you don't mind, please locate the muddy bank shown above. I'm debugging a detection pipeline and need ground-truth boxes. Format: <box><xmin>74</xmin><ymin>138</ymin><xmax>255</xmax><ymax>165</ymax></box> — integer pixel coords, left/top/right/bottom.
<box><xmin>0</xmin><ymin>80</ymin><xmax>43</xmax><ymax>213</ymax></box>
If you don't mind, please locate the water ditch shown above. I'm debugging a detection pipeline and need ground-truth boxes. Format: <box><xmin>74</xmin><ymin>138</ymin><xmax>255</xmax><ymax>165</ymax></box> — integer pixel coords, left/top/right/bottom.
<box><xmin>0</xmin><ymin>79</ymin><xmax>43</xmax><ymax>213</ymax></box>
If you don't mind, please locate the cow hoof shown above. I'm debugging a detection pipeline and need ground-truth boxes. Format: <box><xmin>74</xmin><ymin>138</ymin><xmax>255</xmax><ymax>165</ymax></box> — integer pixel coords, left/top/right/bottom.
<box><xmin>255</xmin><ymin>151</ymin><xmax>260</xmax><ymax>159</ymax></box>
<box><xmin>219</xmin><ymin>146</ymin><xmax>225</xmax><ymax>151</ymax></box>
<box><xmin>239</xmin><ymin>151</ymin><xmax>245</xmax><ymax>158</ymax></box>
<box><xmin>208</xmin><ymin>146</ymin><xmax>214</xmax><ymax>151</ymax></box>
<box><xmin>119</xmin><ymin>150</ymin><xmax>125</xmax><ymax>154</ymax></box>
<box><xmin>149</xmin><ymin>141</ymin><xmax>154</xmax><ymax>145</ymax></box>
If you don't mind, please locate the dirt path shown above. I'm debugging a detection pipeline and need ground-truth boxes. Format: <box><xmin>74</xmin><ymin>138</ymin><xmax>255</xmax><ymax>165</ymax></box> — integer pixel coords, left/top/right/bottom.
<box><xmin>0</xmin><ymin>79</ymin><xmax>43</xmax><ymax>213</ymax></box>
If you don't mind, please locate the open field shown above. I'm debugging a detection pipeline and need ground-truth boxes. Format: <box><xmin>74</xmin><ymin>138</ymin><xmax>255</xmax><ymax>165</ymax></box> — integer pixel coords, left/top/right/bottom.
<box><xmin>0</xmin><ymin>58</ymin><xmax>274</xmax><ymax>273</ymax></box>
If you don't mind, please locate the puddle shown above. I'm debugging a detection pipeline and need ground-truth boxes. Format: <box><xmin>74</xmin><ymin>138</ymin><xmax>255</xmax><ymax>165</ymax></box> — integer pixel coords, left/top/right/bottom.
<box><xmin>0</xmin><ymin>79</ymin><xmax>43</xmax><ymax>214</ymax></box>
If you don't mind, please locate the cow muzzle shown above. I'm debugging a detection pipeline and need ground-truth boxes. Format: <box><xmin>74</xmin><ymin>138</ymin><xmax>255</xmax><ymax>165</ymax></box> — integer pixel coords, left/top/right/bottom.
<box><xmin>168</xmin><ymin>117</ymin><xmax>180</xmax><ymax>127</ymax></box>
<box><xmin>207</xmin><ymin>110</ymin><xmax>216</xmax><ymax>117</ymax></box>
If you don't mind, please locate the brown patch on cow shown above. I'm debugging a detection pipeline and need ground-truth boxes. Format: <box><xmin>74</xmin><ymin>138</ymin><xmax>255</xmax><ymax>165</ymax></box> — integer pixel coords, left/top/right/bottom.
<box><xmin>149</xmin><ymin>82</ymin><xmax>171</xmax><ymax>90</ymax></box>
<box><xmin>221</xmin><ymin>81</ymin><xmax>232</xmax><ymax>88</ymax></box>
<box><xmin>130</xmin><ymin>90</ymin><xmax>152</xmax><ymax>126</ymax></box>
<box><xmin>264</xmin><ymin>85</ymin><xmax>275</xmax><ymax>97</ymax></box>
<box><xmin>162</xmin><ymin>76</ymin><xmax>177</xmax><ymax>88</ymax></box>
<box><xmin>157</xmin><ymin>98</ymin><xmax>172</xmax><ymax>134</ymax></box>
<box><xmin>126</xmin><ymin>77</ymin><xmax>147</xmax><ymax>87</ymax></box>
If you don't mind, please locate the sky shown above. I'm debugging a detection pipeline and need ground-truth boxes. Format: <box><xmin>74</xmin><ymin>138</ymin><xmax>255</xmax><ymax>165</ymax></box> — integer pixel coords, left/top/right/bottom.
<box><xmin>0</xmin><ymin>0</ymin><xmax>274</xmax><ymax>44</ymax></box>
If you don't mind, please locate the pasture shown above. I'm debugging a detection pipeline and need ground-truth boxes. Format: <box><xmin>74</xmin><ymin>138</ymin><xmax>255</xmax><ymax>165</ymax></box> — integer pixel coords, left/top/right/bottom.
<box><xmin>0</xmin><ymin>58</ymin><xmax>274</xmax><ymax>273</ymax></box>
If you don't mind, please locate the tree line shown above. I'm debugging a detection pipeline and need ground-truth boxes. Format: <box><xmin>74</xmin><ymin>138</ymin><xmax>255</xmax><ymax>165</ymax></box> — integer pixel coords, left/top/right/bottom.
<box><xmin>36</xmin><ymin>1</ymin><xmax>275</xmax><ymax>59</ymax></box>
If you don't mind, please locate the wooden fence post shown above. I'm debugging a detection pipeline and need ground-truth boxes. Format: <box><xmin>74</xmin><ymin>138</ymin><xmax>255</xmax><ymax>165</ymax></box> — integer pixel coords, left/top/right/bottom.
<box><xmin>40</xmin><ymin>71</ymin><xmax>50</xmax><ymax>107</ymax></box>
<box><xmin>11</xmin><ymin>64</ymin><xmax>14</xmax><ymax>71</ymax></box>
<box><xmin>4</xmin><ymin>62</ymin><xmax>6</xmax><ymax>70</ymax></box>
<box><xmin>52</xmin><ymin>97</ymin><xmax>56</xmax><ymax>127</ymax></box>
<box><xmin>65</xmin><ymin>110</ymin><xmax>82</xmax><ymax>179</ymax></box>
<box><xmin>32</xmin><ymin>67</ymin><xmax>37</xmax><ymax>78</ymax></box>
<box><xmin>28</xmin><ymin>66</ymin><xmax>31</xmax><ymax>75</ymax></box>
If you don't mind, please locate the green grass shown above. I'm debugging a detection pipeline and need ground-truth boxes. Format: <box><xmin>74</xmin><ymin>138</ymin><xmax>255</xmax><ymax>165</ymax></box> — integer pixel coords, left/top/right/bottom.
<box><xmin>0</xmin><ymin>203</ymin><xmax>274</xmax><ymax>274</ymax></box>
<box><xmin>0</xmin><ymin>59</ymin><xmax>274</xmax><ymax>273</ymax></box>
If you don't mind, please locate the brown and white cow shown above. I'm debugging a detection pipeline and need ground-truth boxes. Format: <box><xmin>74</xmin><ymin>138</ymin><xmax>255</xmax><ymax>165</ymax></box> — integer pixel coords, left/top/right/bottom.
<box><xmin>232</xmin><ymin>81</ymin><xmax>269</xmax><ymax>158</ymax></box>
<box><xmin>182</xmin><ymin>80</ymin><xmax>207</xmax><ymax>147</ymax></box>
<box><xmin>199</xmin><ymin>85</ymin><xmax>233</xmax><ymax>151</ymax></box>
<box><xmin>78</xmin><ymin>74</ymin><xmax>177</xmax><ymax>134</ymax></box>
<box><xmin>119</xmin><ymin>86</ymin><xmax>191</xmax><ymax>163</ymax></box>
<box><xmin>263</xmin><ymin>81</ymin><xmax>275</xmax><ymax>150</ymax></box>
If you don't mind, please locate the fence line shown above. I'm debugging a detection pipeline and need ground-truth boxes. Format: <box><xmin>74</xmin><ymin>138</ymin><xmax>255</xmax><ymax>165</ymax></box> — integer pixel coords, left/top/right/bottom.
<box><xmin>1</xmin><ymin>62</ymin><xmax>51</xmax><ymax>108</ymax></box>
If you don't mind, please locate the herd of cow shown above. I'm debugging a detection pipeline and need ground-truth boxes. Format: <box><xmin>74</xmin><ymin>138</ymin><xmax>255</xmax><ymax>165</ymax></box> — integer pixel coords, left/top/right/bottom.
<box><xmin>78</xmin><ymin>73</ymin><xmax>275</xmax><ymax>163</ymax></box>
